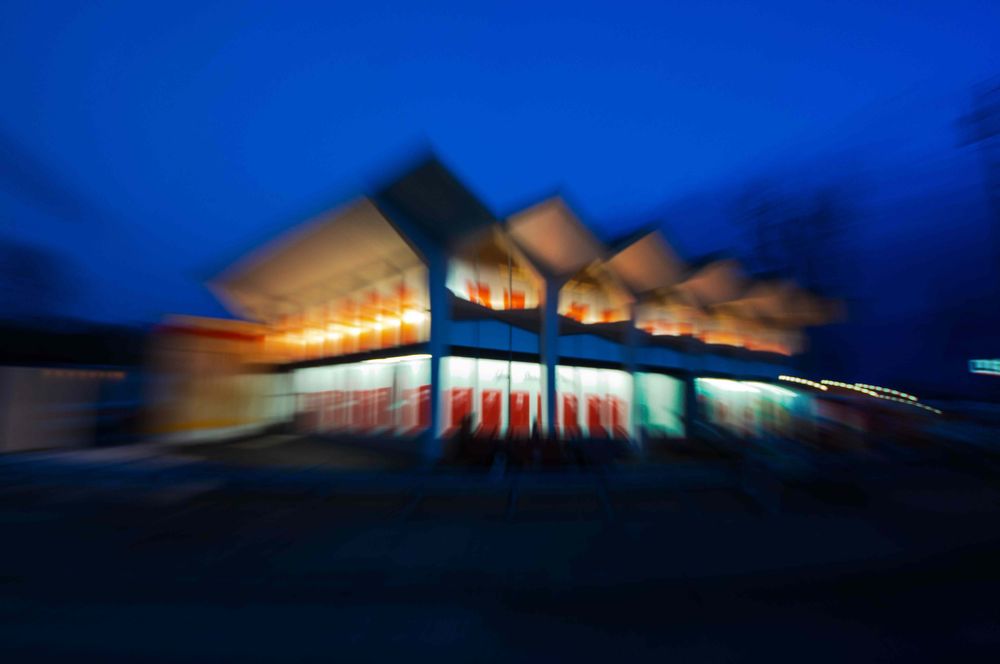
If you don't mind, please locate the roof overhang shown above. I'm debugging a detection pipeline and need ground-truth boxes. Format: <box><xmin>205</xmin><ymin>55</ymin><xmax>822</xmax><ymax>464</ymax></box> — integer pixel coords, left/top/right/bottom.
<box><xmin>210</xmin><ymin>198</ymin><xmax>423</xmax><ymax>321</ymax></box>
<box><xmin>506</xmin><ymin>198</ymin><xmax>606</xmax><ymax>278</ymax></box>
<box><xmin>675</xmin><ymin>259</ymin><xmax>746</xmax><ymax>307</ymax></box>
<box><xmin>607</xmin><ymin>231</ymin><xmax>685</xmax><ymax>294</ymax></box>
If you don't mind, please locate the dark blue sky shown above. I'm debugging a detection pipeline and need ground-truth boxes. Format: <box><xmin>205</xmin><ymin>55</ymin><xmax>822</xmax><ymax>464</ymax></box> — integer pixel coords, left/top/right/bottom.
<box><xmin>1</xmin><ymin>1</ymin><xmax>998</xmax><ymax>323</ymax></box>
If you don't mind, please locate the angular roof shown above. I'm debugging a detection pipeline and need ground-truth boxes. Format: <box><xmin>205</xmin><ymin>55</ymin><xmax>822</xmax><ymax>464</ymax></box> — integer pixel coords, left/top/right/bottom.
<box><xmin>210</xmin><ymin>198</ymin><xmax>422</xmax><ymax>320</ymax></box>
<box><xmin>710</xmin><ymin>278</ymin><xmax>838</xmax><ymax>327</ymax></box>
<box><xmin>606</xmin><ymin>230</ymin><xmax>685</xmax><ymax>294</ymax></box>
<box><xmin>506</xmin><ymin>197</ymin><xmax>606</xmax><ymax>277</ymax></box>
<box><xmin>674</xmin><ymin>258</ymin><xmax>746</xmax><ymax>307</ymax></box>
<box><xmin>375</xmin><ymin>156</ymin><xmax>495</xmax><ymax>247</ymax></box>
<box><xmin>210</xmin><ymin>156</ymin><xmax>498</xmax><ymax>320</ymax></box>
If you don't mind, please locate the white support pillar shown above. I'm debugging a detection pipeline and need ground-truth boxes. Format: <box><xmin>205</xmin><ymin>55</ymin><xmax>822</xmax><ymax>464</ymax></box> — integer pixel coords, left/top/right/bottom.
<box><xmin>425</xmin><ymin>248</ymin><xmax>451</xmax><ymax>462</ymax></box>
<box><xmin>624</xmin><ymin>303</ymin><xmax>643</xmax><ymax>455</ymax></box>
<box><xmin>541</xmin><ymin>278</ymin><xmax>562</xmax><ymax>438</ymax></box>
<box><xmin>683</xmin><ymin>371</ymin><xmax>700</xmax><ymax>439</ymax></box>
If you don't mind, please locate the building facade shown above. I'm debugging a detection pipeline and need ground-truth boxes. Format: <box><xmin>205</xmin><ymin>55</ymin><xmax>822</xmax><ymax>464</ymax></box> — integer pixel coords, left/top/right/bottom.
<box><xmin>187</xmin><ymin>157</ymin><xmax>832</xmax><ymax>457</ymax></box>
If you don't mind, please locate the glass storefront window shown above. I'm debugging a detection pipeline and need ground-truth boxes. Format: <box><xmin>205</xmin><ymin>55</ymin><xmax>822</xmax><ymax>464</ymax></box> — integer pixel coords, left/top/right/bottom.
<box><xmin>636</xmin><ymin>373</ymin><xmax>685</xmax><ymax>438</ymax></box>
<box><xmin>293</xmin><ymin>355</ymin><xmax>431</xmax><ymax>436</ymax></box>
<box><xmin>695</xmin><ymin>378</ymin><xmax>805</xmax><ymax>440</ymax></box>
<box><xmin>555</xmin><ymin>365</ymin><xmax>633</xmax><ymax>439</ymax></box>
<box><xmin>438</xmin><ymin>357</ymin><xmax>544</xmax><ymax>437</ymax></box>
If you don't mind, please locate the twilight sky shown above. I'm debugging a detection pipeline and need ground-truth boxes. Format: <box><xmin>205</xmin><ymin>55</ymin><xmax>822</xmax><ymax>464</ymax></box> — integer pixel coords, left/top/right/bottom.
<box><xmin>1</xmin><ymin>1</ymin><xmax>998</xmax><ymax>323</ymax></box>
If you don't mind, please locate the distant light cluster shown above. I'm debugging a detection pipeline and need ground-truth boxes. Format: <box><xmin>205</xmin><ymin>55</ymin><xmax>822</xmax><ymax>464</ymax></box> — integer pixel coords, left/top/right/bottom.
<box><xmin>854</xmin><ymin>383</ymin><xmax>917</xmax><ymax>401</ymax></box>
<box><xmin>821</xmin><ymin>380</ymin><xmax>881</xmax><ymax>397</ymax></box>
<box><xmin>877</xmin><ymin>395</ymin><xmax>943</xmax><ymax>415</ymax></box>
<box><xmin>778</xmin><ymin>375</ymin><xmax>828</xmax><ymax>391</ymax></box>
<box><xmin>821</xmin><ymin>380</ymin><xmax>941</xmax><ymax>415</ymax></box>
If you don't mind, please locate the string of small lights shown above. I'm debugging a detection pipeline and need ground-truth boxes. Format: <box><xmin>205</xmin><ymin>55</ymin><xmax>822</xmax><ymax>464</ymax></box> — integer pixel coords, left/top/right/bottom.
<box><xmin>821</xmin><ymin>380</ymin><xmax>880</xmax><ymax>396</ymax></box>
<box><xmin>853</xmin><ymin>383</ymin><xmax>917</xmax><ymax>402</ymax></box>
<box><xmin>821</xmin><ymin>380</ymin><xmax>942</xmax><ymax>414</ymax></box>
<box><xmin>877</xmin><ymin>395</ymin><xmax>942</xmax><ymax>414</ymax></box>
<box><xmin>778</xmin><ymin>375</ymin><xmax>828</xmax><ymax>391</ymax></box>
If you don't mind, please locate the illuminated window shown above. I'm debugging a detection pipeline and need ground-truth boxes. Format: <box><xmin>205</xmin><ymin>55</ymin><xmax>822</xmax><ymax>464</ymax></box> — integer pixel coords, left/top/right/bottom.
<box><xmin>559</xmin><ymin>263</ymin><xmax>631</xmax><ymax>325</ymax></box>
<box><xmin>266</xmin><ymin>265</ymin><xmax>429</xmax><ymax>363</ymax></box>
<box><xmin>446</xmin><ymin>232</ymin><xmax>542</xmax><ymax>311</ymax></box>
<box><xmin>438</xmin><ymin>357</ymin><xmax>544</xmax><ymax>437</ymax></box>
<box><xmin>293</xmin><ymin>355</ymin><xmax>431</xmax><ymax>436</ymax></box>
<box><xmin>555</xmin><ymin>365</ymin><xmax>633</xmax><ymax>439</ymax></box>
<box><xmin>695</xmin><ymin>378</ymin><xmax>804</xmax><ymax>439</ymax></box>
<box><xmin>636</xmin><ymin>373</ymin><xmax>685</xmax><ymax>438</ymax></box>
<box><xmin>636</xmin><ymin>298</ymin><xmax>701</xmax><ymax>337</ymax></box>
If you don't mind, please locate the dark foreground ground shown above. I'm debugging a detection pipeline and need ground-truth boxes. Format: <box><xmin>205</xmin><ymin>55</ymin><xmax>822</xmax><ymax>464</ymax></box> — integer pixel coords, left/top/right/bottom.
<box><xmin>2</xmin><ymin>436</ymin><xmax>1000</xmax><ymax>662</ymax></box>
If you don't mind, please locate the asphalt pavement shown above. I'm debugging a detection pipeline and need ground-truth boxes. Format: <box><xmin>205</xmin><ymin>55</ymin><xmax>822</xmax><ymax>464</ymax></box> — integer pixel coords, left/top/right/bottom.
<box><xmin>1</xmin><ymin>436</ymin><xmax>1000</xmax><ymax>661</ymax></box>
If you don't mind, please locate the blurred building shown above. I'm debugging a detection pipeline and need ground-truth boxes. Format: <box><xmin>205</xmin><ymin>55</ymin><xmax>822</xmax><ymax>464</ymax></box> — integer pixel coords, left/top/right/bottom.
<box><xmin>145</xmin><ymin>315</ymin><xmax>292</xmax><ymax>443</ymax></box>
<box><xmin>155</xmin><ymin>157</ymin><xmax>834</xmax><ymax>455</ymax></box>
<box><xmin>0</xmin><ymin>321</ymin><xmax>145</xmax><ymax>452</ymax></box>
<box><xmin>0</xmin><ymin>366</ymin><xmax>138</xmax><ymax>452</ymax></box>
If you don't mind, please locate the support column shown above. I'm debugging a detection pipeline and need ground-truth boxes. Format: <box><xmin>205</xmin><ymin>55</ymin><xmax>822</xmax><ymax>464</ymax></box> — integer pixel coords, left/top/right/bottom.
<box><xmin>425</xmin><ymin>248</ymin><xmax>450</xmax><ymax>462</ymax></box>
<box><xmin>681</xmin><ymin>339</ymin><xmax>702</xmax><ymax>439</ymax></box>
<box><xmin>541</xmin><ymin>278</ymin><xmax>562</xmax><ymax>438</ymax></box>
<box><xmin>623</xmin><ymin>303</ymin><xmax>642</xmax><ymax>455</ymax></box>
<box><xmin>682</xmin><ymin>371</ymin><xmax>700</xmax><ymax>439</ymax></box>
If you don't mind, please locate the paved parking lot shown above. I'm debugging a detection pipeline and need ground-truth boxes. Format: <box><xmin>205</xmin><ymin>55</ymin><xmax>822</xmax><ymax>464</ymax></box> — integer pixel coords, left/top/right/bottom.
<box><xmin>2</xmin><ymin>438</ymin><xmax>1000</xmax><ymax>661</ymax></box>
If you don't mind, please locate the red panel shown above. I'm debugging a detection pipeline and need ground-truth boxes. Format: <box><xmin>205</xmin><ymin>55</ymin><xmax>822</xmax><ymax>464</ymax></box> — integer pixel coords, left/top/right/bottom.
<box><xmin>449</xmin><ymin>387</ymin><xmax>473</xmax><ymax>432</ymax></box>
<box><xmin>609</xmin><ymin>395</ymin><xmax>627</xmax><ymax>438</ymax></box>
<box><xmin>332</xmin><ymin>390</ymin><xmax>346</xmax><ymax>430</ymax></box>
<box><xmin>374</xmin><ymin>387</ymin><xmax>392</xmax><ymax>429</ymax></box>
<box><xmin>465</xmin><ymin>281</ymin><xmax>492</xmax><ymax>308</ymax></box>
<box><xmin>562</xmin><ymin>393</ymin><xmax>580</xmax><ymax>436</ymax></box>
<box><xmin>586</xmin><ymin>394</ymin><xmax>607</xmax><ymax>437</ymax></box>
<box><xmin>302</xmin><ymin>393</ymin><xmax>322</xmax><ymax>432</ymax></box>
<box><xmin>417</xmin><ymin>384</ymin><xmax>431</xmax><ymax>431</ymax></box>
<box><xmin>321</xmin><ymin>391</ymin><xmax>335</xmax><ymax>432</ymax></box>
<box><xmin>510</xmin><ymin>390</ymin><xmax>530</xmax><ymax>435</ymax></box>
<box><xmin>567</xmin><ymin>302</ymin><xmax>588</xmax><ymax>322</ymax></box>
<box><xmin>399</xmin><ymin>385</ymin><xmax>431</xmax><ymax>435</ymax></box>
<box><xmin>503</xmin><ymin>289</ymin><xmax>526</xmax><ymax>309</ymax></box>
<box><xmin>477</xmin><ymin>284</ymin><xmax>492</xmax><ymax>308</ymax></box>
<box><xmin>480</xmin><ymin>389</ymin><xmax>502</xmax><ymax>438</ymax></box>
<box><xmin>351</xmin><ymin>390</ymin><xmax>366</xmax><ymax>431</ymax></box>
<box><xmin>364</xmin><ymin>390</ymin><xmax>376</xmax><ymax>430</ymax></box>
<box><xmin>397</xmin><ymin>384</ymin><xmax>430</xmax><ymax>435</ymax></box>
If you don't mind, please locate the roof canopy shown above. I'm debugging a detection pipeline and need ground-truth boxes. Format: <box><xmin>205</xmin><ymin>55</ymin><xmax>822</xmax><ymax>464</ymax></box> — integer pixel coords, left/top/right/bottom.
<box><xmin>506</xmin><ymin>198</ymin><xmax>606</xmax><ymax>277</ymax></box>
<box><xmin>674</xmin><ymin>258</ymin><xmax>746</xmax><ymax>307</ymax></box>
<box><xmin>205</xmin><ymin>156</ymin><xmax>839</xmax><ymax>333</ymax></box>
<box><xmin>607</xmin><ymin>231</ymin><xmax>685</xmax><ymax>294</ymax></box>
<box><xmin>211</xmin><ymin>198</ymin><xmax>422</xmax><ymax>320</ymax></box>
<box><xmin>376</xmin><ymin>157</ymin><xmax>495</xmax><ymax>247</ymax></box>
<box><xmin>712</xmin><ymin>279</ymin><xmax>836</xmax><ymax>327</ymax></box>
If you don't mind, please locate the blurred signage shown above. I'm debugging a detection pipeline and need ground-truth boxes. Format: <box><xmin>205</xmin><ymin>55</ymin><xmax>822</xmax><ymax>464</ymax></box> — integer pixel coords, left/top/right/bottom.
<box><xmin>969</xmin><ymin>359</ymin><xmax>1000</xmax><ymax>376</ymax></box>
